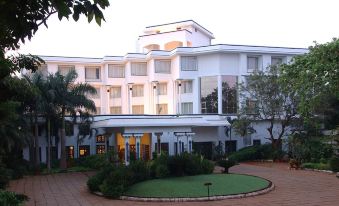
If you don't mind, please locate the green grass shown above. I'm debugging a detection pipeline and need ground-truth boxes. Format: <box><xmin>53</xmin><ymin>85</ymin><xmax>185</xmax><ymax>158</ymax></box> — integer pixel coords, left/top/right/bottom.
<box><xmin>125</xmin><ymin>174</ymin><xmax>270</xmax><ymax>198</ymax></box>
<box><xmin>302</xmin><ymin>162</ymin><xmax>331</xmax><ymax>170</ymax></box>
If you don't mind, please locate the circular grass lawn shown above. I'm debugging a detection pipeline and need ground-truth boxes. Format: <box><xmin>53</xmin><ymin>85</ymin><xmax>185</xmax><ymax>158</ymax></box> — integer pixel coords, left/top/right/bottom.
<box><xmin>124</xmin><ymin>174</ymin><xmax>270</xmax><ymax>198</ymax></box>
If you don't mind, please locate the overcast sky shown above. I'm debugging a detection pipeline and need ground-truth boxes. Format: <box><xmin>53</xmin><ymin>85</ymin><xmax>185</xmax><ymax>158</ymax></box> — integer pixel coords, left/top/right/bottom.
<box><xmin>17</xmin><ymin>0</ymin><xmax>339</xmax><ymax>58</ymax></box>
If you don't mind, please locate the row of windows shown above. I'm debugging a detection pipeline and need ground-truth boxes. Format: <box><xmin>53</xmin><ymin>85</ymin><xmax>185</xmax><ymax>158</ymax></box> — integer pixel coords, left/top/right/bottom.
<box><xmin>247</xmin><ymin>56</ymin><xmax>284</xmax><ymax>73</ymax></box>
<box><xmin>89</xmin><ymin>81</ymin><xmax>193</xmax><ymax>99</ymax></box>
<box><xmin>108</xmin><ymin>102</ymin><xmax>193</xmax><ymax>115</ymax></box>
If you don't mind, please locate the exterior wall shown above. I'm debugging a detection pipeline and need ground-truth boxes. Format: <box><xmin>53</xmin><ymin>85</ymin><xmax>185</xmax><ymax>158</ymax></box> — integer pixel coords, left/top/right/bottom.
<box><xmin>25</xmin><ymin>21</ymin><xmax>309</xmax><ymax>163</ymax></box>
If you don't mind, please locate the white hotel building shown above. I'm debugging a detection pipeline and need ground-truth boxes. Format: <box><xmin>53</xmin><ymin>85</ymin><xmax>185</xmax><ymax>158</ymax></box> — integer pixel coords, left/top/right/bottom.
<box><xmin>23</xmin><ymin>20</ymin><xmax>307</xmax><ymax>164</ymax></box>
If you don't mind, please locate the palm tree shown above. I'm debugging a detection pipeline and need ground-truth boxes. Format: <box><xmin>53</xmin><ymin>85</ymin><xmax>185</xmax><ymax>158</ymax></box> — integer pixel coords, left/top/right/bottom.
<box><xmin>48</xmin><ymin>70</ymin><xmax>96</xmax><ymax>169</ymax></box>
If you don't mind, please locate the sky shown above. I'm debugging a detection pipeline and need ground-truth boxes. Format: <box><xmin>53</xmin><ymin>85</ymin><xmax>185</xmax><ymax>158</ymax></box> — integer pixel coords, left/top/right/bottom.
<box><xmin>17</xmin><ymin>0</ymin><xmax>339</xmax><ymax>58</ymax></box>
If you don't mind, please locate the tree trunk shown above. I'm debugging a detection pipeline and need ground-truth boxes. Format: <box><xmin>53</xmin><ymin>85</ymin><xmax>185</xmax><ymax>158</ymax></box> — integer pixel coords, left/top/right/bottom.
<box><xmin>34</xmin><ymin>114</ymin><xmax>40</xmax><ymax>174</ymax></box>
<box><xmin>47</xmin><ymin>118</ymin><xmax>51</xmax><ymax>172</ymax></box>
<box><xmin>60</xmin><ymin>109</ymin><xmax>67</xmax><ymax>170</ymax></box>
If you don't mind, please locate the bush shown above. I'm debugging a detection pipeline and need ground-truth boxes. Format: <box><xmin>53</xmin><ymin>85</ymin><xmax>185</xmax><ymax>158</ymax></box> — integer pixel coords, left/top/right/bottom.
<box><xmin>155</xmin><ymin>164</ymin><xmax>169</xmax><ymax>178</ymax></box>
<box><xmin>128</xmin><ymin>160</ymin><xmax>150</xmax><ymax>183</ymax></box>
<box><xmin>302</xmin><ymin>162</ymin><xmax>331</xmax><ymax>170</ymax></box>
<box><xmin>0</xmin><ymin>167</ymin><xmax>11</xmax><ymax>189</ymax></box>
<box><xmin>201</xmin><ymin>159</ymin><xmax>214</xmax><ymax>174</ymax></box>
<box><xmin>99</xmin><ymin>166</ymin><xmax>133</xmax><ymax>198</ymax></box>
<box><xmin>78</xmin><ymin>154</ymin><xmax>107</xmax><ymax>170</ymax></box>
<box><xmin>0</xmin><ymin>190</ymin><xmax>27</xmax><ymax>206</ymax></box>
<box><xmin>329</xmin><ymin>157</ymin><xmax>339</xmax><ymax>172</ymax></box>
<box><xmin>217</xmin><ymin>159</ymin><xmax>236</xmax><ymax>173</ymax></box>
<box><xmin>228</xmin><ymin>144</ymin><xmax>280</xmax><ymax>162</ymax></box>
<box><xmin>87</xmin><ymin>164</ymin><xmax>115</xmax><ymax>192</ymax></box>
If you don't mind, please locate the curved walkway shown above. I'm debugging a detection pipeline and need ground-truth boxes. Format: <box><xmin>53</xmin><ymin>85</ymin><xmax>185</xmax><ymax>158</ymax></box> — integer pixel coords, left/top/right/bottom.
<box><xmin>9</xmin><ymin>163</ymin><xmax>339</xmax><ymax>206</ymax></box>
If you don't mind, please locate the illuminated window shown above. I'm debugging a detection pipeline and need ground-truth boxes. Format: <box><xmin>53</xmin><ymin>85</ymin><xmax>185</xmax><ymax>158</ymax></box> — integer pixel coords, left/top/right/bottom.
<box><xmin>96</xmin><ymin>135</ymin><xmax>105</xmax><ymax>143</ymax></box>
<box><xmin>79</xmin><ymin>145</ymin><xmax>90</xmax><ymax>157</ymax></box>
<box><xmin>96</xmin><ymin>145</ymin><xmax>106</xmax><ymax>154</ymax></box>
<box><xmin>66</xmin><ymin>146</ymin><xmax>74</xmax><ymax>159</ymax></box>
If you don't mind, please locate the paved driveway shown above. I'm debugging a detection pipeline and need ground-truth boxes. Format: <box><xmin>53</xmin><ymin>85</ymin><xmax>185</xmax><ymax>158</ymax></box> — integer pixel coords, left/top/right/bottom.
<box><xmin>9</xmin><ymin>163</ymin><xmax>339</xmax><ymax>206</ymax></box>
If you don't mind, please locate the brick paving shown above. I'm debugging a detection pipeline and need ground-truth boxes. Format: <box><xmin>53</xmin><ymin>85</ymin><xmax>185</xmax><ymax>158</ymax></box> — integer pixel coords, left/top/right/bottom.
<box><xmin>9</xmin><ymin>163</ymin><xmax>339</xmax><ymax>206</ymax></box>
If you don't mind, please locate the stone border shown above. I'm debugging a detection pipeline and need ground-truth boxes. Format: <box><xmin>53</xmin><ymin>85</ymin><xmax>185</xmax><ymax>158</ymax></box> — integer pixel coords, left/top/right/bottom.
<box><xmin>302</xmin><ymin>168</ymin><xmax>335</xmax><ymax>174</ymax></box>
<box><xmin>120</xmin><ymin>176</ymin><xmax>275</xmax><ymax>202</ymax></box>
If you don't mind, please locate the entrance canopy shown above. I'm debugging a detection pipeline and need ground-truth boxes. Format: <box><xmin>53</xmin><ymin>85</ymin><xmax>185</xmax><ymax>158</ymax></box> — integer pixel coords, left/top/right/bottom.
<box><xmin>91</xmin><ymin>115</ymin><xmax>230</xmax><ymax>129</ymax></box>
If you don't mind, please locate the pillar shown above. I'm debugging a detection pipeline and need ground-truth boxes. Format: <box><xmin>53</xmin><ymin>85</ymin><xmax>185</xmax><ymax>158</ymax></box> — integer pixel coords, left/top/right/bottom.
<box><xmin>155</xmin><ymin>132</ymin><xmax>163</xmax><ymax>156</ymax></box>
<box><xmin>134</xmin><ymin>134</ymin><xmax>143</xmax><ymax>160</ymax></box>
<box><xmin>123</xmin><ymin>134</ymin><xmax>131</xmax><ymax>165</ymax></box>
<box><xmin>218</xmin><ymin>75</ymin><xmax>223</xmax><ymax>114</ymax></box>
<box><xmin>178</xmin><ymin>81</ymin><xmax>182</xmax><ymax>114</ymax></box>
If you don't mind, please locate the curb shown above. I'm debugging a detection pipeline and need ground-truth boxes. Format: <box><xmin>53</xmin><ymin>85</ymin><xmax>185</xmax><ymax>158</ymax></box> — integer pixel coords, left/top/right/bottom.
<box><xmin>120</xmin><ymin>181</ymin><xmax>275</xmax><ymax>202</ymax></box>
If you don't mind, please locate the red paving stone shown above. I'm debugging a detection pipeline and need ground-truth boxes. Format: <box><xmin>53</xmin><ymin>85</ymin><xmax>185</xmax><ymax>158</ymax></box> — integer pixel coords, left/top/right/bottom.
<box><xmin>8</xmin><ymin>163</ymin><xmax>339</xmax><ymax>206</ymax></box>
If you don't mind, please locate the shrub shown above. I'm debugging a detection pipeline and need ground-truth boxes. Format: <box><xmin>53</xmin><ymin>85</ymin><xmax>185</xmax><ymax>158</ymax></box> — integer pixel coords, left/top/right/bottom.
<box><xmin>0</xmin><ymin>167</ymin><xmax>11</xmax><ymax>189</ymax></box>
<box><xmin>228</xmin><ymin>144</ymin><xmax>281</xmax><ymax>162</ymax></box>
<box><xmin>217</xmin><ymin>159</ymin><xmax>236</xmax><ymax>173</ymax></box>
<box><xmin>302</xmin><ymin>162</ymin><xmax>331</xmax><ymax>170</ymax></box>
<box><xmin>87</xmin><ymin>164</ymin><xmax>115</xmax><ymax>192</ymax></box>
<box><xmin>201</xmin><ymin>159</ymin><xmax>214</xmax><ymax>174</ymax></box>
<box><xmin>0</xmin><ymin>190</ymin><xmax>27</xmax><ymax>206</ymax></box>
<box><xmin>329</xmin><ymin>157</ymin><xmax>339</xmax><ymax>172</ymax></box>
<box><xmin>78</xmin><ymin>154</ymin><xmax>107</xmax><ymax>170</ymax></box>
<box><xmin>128</xmin><ymin>160</ymin><xmax>150</xmax><ymax>183</ymax></box>
<box><xmin>155</xmin><ymin>164</ymin><xmax>169</xmax><ymax>178</ymax></box>
<box><xmin>100</xmin><ymin>166</ymin><xmax>133</xmax><ymax>198</ymax></box>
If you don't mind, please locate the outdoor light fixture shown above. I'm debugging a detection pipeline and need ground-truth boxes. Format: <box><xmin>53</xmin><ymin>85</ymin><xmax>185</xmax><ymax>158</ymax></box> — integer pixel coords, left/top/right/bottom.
<box><xmin>106</xmin><ymin>85</ymin><xmax>110</xmax><ymax>93</ymax></box>
<box><xmin>204</xmin><ymin>182</ymin><xmax>212</xmax><ymax>200</ymax></box>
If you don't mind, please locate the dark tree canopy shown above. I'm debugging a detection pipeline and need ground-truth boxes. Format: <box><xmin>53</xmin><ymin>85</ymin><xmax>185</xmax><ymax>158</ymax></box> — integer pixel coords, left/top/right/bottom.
<box><xmin>0</xmin><ymin>0</ymin><xmax>110</xmax><ymax>50</ymax></box>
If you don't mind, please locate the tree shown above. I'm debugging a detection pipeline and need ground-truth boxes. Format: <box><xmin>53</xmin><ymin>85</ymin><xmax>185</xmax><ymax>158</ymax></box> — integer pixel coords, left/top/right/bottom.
<box><xmin>48</xmin><ymin>70</ymin><xmax>96</xmax><ymax>169</ymax></box>
<box><xmin>0</xmin><ymin>0</ymin><xmax>109</xmax><ymax>168</ymax></box>
<box><xmin>281</xmin><ymin>38</ymin><xmax>339</xmax><ymax>119</ymax></box>
<box><xmin>239</xmin><ymin>65</ymin><xmax>299</xmax><ymax>149</ymax></box>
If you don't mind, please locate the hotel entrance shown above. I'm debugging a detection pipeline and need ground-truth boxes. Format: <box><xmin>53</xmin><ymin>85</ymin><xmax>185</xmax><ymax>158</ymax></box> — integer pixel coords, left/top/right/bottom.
<box><xmin>116</xmin><ymin>133</ymin><xmax>151</xmax><ymax>161</ymax></box>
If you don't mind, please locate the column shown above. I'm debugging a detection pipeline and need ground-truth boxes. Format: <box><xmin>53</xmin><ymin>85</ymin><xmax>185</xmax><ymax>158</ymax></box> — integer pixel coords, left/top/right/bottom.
<box><xmin>218</xmin><ymin>75</ymin><xmax>222</xmax><ymax>114</ymax></box>
<box><xmin>186</xmin><ymin>132</ymin><xmax>195</xmax><ymax>153</ymax></box>
<box><xmin>155</xmin><ymin>132</ymin><xmax>163</xmax><ymax>156</ymax></box>
<box><xmin>134</xmin><ymin>134</ymin><xmax>143</xmax><ymax>160</ymax></box>
<box><xmin>123</xmin><ymin>134</ymin><xmax>131</xmax><ymax>165</ymax></box>
<box><xmin>128</xmin><ymin>83</ymin><xmax>133</xmax><ymax>114</ymax></box>
<box><xmin>178</xmin><ymin>81</ymin><xmax>182</xmax><ymax>114</ymax></box>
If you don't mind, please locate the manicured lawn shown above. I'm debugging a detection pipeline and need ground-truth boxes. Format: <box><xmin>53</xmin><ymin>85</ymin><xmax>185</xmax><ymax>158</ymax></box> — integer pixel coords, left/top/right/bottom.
<box><xmin>125</xmin><ymin>174</ymin><xmax>270</xmax><ymax>198</ymax></box>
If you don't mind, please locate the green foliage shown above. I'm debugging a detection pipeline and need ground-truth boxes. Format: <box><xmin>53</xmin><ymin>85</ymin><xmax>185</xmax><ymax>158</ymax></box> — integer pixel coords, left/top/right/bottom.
<box><xmin>302</xmin><ymin>162</ymin><xmax>331</xmax><ymax>171</ymax></box>
<box><xmin>329</xmin><ymin>157</ymin><xmax>339</xmax><ymax>172</ymax></box>
<box><xmin>100</xmin><ymin>166</ymin><xmax>133</xmax><ymax>198</ymax></box>
<box><xmin>0</xmin><ymin>190</ymin><xmax>28</xmax><ymax>206</ymax></box>
<box><xmin>87</xmin><ymin>164</ymin><xmax>114</xmax><ymax>192</ymax></box>
<box><xmin>239</xmin><ymin>65</ymin><xmax>299</xmax><ymax>147</ymax></box>
<box><xmin>151</xmin><ymin>153</ymin><xmax>214</xmax><ymax>177</ymax></box>
<box><xmin>216</xmin><ymin>159</ymin><xmax>236</xmax><ymax>173</ymax></box>
<box><xmin>0</xmin><ymin>166</ymin><xmax>11</xmax><ymax>189</ymax></box>
<box><xmin>228</xmin><ymin>144</ymin><xmax>279</xmax><ymax>162</ymax></box>
<box><xmin>77</xmin><ymin>154</ymin><xmax>107</xmax><ymax>170</ymax></box>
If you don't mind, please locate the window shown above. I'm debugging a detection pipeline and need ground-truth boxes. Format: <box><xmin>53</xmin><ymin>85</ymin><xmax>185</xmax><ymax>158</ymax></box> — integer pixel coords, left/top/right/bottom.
<box><xmin>246</xmin><ymin>99</ymin><xmax>258</xmax><ymax>114</ymax></box>
<box><xmin>180</xmin><ymin>80</ymin><xmax>193</xmax><ymax>93</ymax></box>
<box><xmin>96</xmin><ymin>145</ymin><xmax>105</xmax><ymax>154</ymax></box>
<box><xmin>181</xmin><ymin>56</ymin><xmax>197</xmax><ymax>71</ymax></box>
<box><xmin>46</xmin><ymin>146</ymin><xmax>58</xmax><ymax>161</ymax></box>
<box><xmin>131</xmin><ymin>62</ymin><xmax>147</xmax><ymax>76</ymax></box>
<box><xmin>253</xmin><ymin>139</ymin><xmax>261</xmax><ymax>146</ymax></box>
<box><xmin>156</xmin><ymin>104</ymin><xmax>168</xmax><ymax>114</ymax></box>
<box><xmin>58</xmin><ymin>65</ymin><xmax>75</xmax><ymax>76</ymax></box>
<box><xmin>154</xmin><ymin>60</ymin><xmax>171</xmax><ymax>73</ymax></box>
<box><xmin>79</xmin><ymin>145</ymin><xmax>90</xmax><ymax>157</ymax></box>
<box><xmin>247</xmin><ymin>56</ymin><xmax>259</xmax><ymax>72</ymax></box>
<box><xmin>110</xmin><ymin>87</ymin><xmax>121</xmax><ymax>98</ymax></box>
<box><xmin>90</xmin><ymin>87</ymin><xmax>101</xmax><ymax>99</ymax></box>
<box><xmin>132</xmin><ymin>85</ymin><xmax>144</xmax><ymax>97</ymax></box>
<box><xmin>132</xmin><ymin>105</ymin><xmax>144</xmax><ymax>114</ymax></box>
<box><xmin>85</xmin><ymin>67</ymin><xmax>100</xmax><ymax>80</ymax></box>
<box><xmin>110</xmin><ymin>106</ymin><xmax>122</xmax><ymax>114</ymax></box>
<box><xmin>66</xmin><ymin>146</ymin><xmax>74</xmax><ymax>159</ymax></box>
<box><xmin>200</xmin><ymin>76</ymin><xmax>218</xmax><ymax>113</ymax></box>
<box><xmin>271</xmin><ymin>57</ymin><xmax>283</xmax><ymax>66</ymax></box>
<box><xmin>96</xmin><ymin>135</ymin><xmax>105</xmax><ymax>143</ymax></box>
<box><xmin>182</xmin><ymin>102</ymin><xmax>193</xmax><ymax>114</ymax></box>
<box><xmin>157</xmin><ymin>83</ymin><xmax>167</xmax><ymax>95</ymax></box>
<box><xmin>222</xmin><ymin>75</ymin><xmax>238</xmax><ymax>114</ymax></box>
<box><xmin>108</xmin><ymin>64</ymin><xmax>125</xmax><ymax>78</ymax></box>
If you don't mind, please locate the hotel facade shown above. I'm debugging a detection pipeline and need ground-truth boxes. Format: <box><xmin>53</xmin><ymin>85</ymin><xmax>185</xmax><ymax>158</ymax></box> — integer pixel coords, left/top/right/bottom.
<box><xmin>23</xmin><ymin>20</ymin><xmax>308</xmax><ymax>164</ymax></box>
